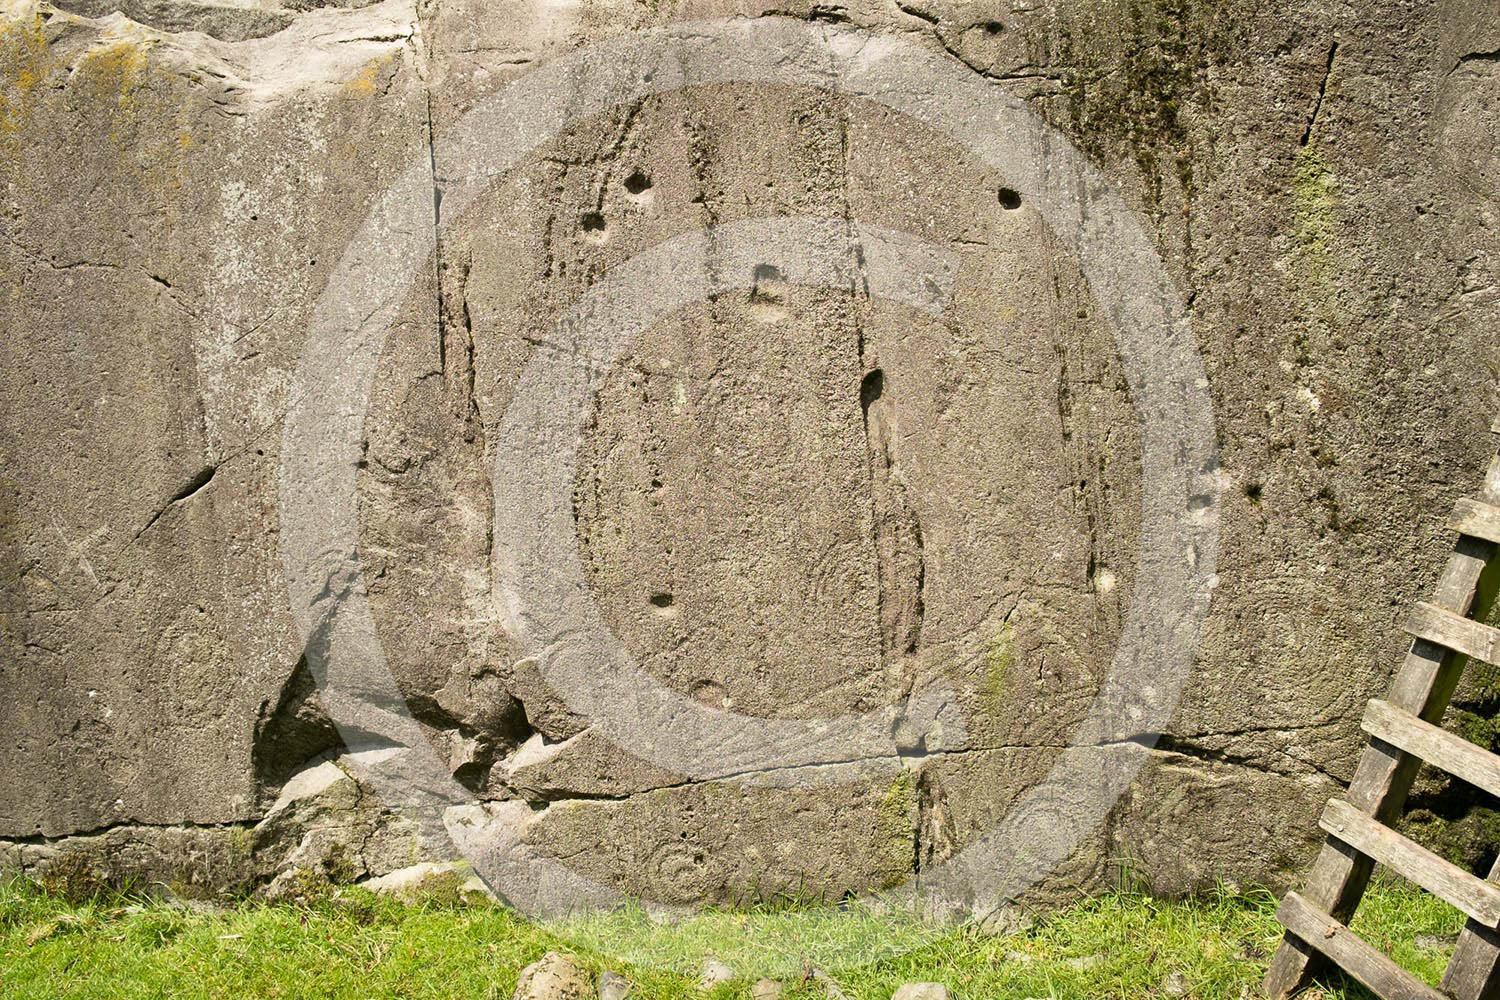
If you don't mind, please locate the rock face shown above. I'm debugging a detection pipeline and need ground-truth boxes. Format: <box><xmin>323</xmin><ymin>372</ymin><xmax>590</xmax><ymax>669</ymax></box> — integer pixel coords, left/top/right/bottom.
<box><xmin>1</xmin><ymin>0</ymin><xmax>1498</xmax><ymax>914</ymax></box>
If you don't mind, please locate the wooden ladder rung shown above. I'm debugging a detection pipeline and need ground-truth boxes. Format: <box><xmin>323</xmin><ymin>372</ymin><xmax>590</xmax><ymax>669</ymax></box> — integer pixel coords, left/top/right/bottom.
<box><xmin>1364</xmin><ymin>698</ymin><xmax>1500</xmax><ymax>800</ymax></box>
<box><xmin>1451</xmin><ymin>498</ymin><xmax>1500</xmax><ymax>545</ymax></box>
<box><xmin>1320</xmin><ymin>798</ymin><xmax>1500</xmax><ymax>927</ymax></box>
<box><xmin>1277</xmin><ymin>891</ymin><xmax>1449</xmax><ymax>1000</ymax></box>
<box><xmin>1267</xmin><ymin>451</ymin><xmax>1500</xmax><ymax>1000</ymax></box>
<box><xmin>1406</xmin><ymin>602</ymin><xmax>1500</xmax><ymax>666</ymax></box>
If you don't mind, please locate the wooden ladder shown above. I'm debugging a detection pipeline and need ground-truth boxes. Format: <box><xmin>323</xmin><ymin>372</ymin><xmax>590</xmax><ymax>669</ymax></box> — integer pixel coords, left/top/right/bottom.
<box><xmin>1265</xmin><ymin>417</ymin><xmax>1500</xmax><ymax>1000</ymax></box>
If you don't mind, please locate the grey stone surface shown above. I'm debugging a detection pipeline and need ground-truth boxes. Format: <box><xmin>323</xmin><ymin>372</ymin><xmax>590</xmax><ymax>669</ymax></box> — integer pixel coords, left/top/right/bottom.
<box><xmin>697</xmin><ymin>958</ymin><xmax>736</xmax><ymax>989</ymax></box>
<box><xmin>598</xmin><ymin>970</ymin><xmax>633</xmax><ymax>1000</ymax></box>
<box><xmin>1</xmin><ymin>0</ymin><xmax>1498</xmax><ymax>914</ymax></box>
<box><xmin>891</xmin><ymin>985</ymin><xmax>949</xmax><ymax>1000</ymax></box>
<box><xmin>750</xmin><ymin>979</ymin><xmax>783</xmax><ymax>1000</ymax></box>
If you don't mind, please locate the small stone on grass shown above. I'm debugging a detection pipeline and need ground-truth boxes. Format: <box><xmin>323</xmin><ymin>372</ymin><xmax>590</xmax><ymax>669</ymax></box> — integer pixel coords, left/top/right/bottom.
<box><xmin>698</xmin><ymin>958</ymin><xmax>735</xmax><ymax>989</ymax></box>
<box><xmin>891</xmin><ymin>984</ymin><xmax>949</xmax><ymax>1000</ymax></box>
<box><xmin>1416</xmin><ymin>933</ymin><xmax>1454</xmax><ymax>952</ymax></box>
<box><xmin>751</xmin><ymin>979</ymin><xmax>783</xmax><ymax>999</ymax></box>
<box><xmin>599</xmin><ymin>969</ymin><xmax>632</xmax><ymax>1000</ymax></box>
<box><xmin>513</xmin><ymin>952</ymin><xmax>593</xmax><ymax>1000</ymax></box>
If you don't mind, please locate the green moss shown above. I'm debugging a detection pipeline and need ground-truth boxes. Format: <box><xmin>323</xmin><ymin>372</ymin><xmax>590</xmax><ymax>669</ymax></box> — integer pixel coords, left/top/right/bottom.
<box><xmin>227</xmin><ymin>826</ymin><xmax>254</xmax><ymax>863</ymax></box>
<box><xmin>981</xmin><ymin>623</ymin><xmax>1016</xmax><ymax>717</ymax></box>
<box><xmin>272</xmin><ymin>868</ymin><xmax>340</xmax><ymax>907</ymax></box>
<box><xmin>877</xmin><ymin>771</ymin><xmax>918</xmax><ymax>884</ymax></box>
<box><xmin>880</xmin><ymin>771</ymin><xmax>916</xmax><ymax>830</ymax></box>
<box><xmin>1403</xmin><ymin>807</ymin><xmax>1500</xmax><ymax>873</ymax></box>
<box><xmin>321</xmin><ymin>843</ymin><xmax>363</xmax><ymax>886</ymax></box>
<box><xmin>404</xmin><ymin>868</ymin><xmax>487</xmax><ymax>909</ymax></box>
<box><xmin>33</xmin><ymin>852</ymin><xmax>142</xmax><ymax>907</ymax></box>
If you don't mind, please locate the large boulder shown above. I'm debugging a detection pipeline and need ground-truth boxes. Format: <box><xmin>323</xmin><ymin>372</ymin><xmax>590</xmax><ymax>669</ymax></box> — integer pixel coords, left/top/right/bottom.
<box><xmin>1</xmin><ymin>0</ymin><xmax>1498</xmax><ymax>913</ymax></box>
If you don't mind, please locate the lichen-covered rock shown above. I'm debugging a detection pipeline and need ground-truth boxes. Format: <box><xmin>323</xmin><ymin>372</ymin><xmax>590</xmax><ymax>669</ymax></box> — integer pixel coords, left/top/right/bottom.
<box><xmin>250</xmin><ymin>751</ymin><xmax>449</xmax><ymax>893</ymax></box>
<box><xmin>512</xmin><ymin>952</ymin><xmax>594</xmax><ymax>1000</ymax></box>
<box><xmin>0</xmin><ymin>824</ymin><xmax>255</xmax><ymax>900</ymax></box>
<box><xmin>360</xmin><ymin>861</ymin><xmax>493</xmax><ymax>904</ymax></box>
<box><xmin>1</xmin><ymin>0</ymin><xmax>1498</xmax><ymax>912</ymax></box>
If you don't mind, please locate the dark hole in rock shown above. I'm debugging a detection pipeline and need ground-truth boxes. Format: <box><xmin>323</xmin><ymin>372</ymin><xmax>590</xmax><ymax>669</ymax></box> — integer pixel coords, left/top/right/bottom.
<box><xmin>750</xmin><ymin>263</ymin><xmax>785</xmax><ymax>304</ymax></box>
<box><xmin>860</xmin><ymin>368</ymin><xmax>885</xmax><ymax>418</ymax></box>
<box><xmin>252</xmin><ymin>657</ymin><xmax>345</xmax><ymax>802</ymax></box>
<box><xmin>1245</xmin><ymin>482</ymin><xmax>1264</xmax><ymax>502</ymax></box>
<box><xmin>624</xmin><ymin>169</ymin><xmax>652</xmax><ymax>194</ymax></box>
<box><xmin>998</xmin><ymin>187</ymin><xmax>1022</xmax><ymax>210</ymax></box>
<box><xmin>581</xmin><ymin>212</ymin><xmax>606</xmax><ymax>232</ymax></box>
<box><xmin>649</xmin><ymin>592</ymin><xmax>675</xmax><ymax>608</ymax></box>
<box><xmin>983</xmin><ymin>20</ymin><xmax>1004</xmax><ymax>34</ymax></box>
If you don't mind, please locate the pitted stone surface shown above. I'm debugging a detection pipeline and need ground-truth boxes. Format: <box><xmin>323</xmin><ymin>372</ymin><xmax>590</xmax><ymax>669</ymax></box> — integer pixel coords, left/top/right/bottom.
<box><xmin>1</xmin><ymin>0</ymin><xmax>1498</xmax><ymax>911</ymax></box>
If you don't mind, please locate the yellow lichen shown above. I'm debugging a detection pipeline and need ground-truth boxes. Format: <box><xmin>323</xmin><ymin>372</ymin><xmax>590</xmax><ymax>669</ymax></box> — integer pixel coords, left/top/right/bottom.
<box><xmin>1286</xmin><ymin>144</ymin><xmax>1342</xmax><ymax>364</ymax></box>
<box><xmin>79</xmin><ymin>38</ymin><xmax>151</xmax><ymax>104</ymax></box>
<box><xmin>1290</xmin><ymin>146</ymin><xmax>1338</xmax><ymax>293</ymax></box>
<box><xmin>0</xmin><ymin>9</ymin><xmax>48</xmax><ymax>137</ymax></box>
<box><xmin>72</xmin><ymin>37</ymin><xmax>158</xmax><ymax>153</ymax></box>
<box><xmin>343</xmin><ymin>58</ymin><xmax>385</xmax><ymax>97</ymax></box>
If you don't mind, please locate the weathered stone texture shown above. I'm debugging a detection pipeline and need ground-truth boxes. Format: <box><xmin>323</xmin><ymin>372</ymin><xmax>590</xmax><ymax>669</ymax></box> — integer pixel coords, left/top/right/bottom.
<box><xmin>1</xmin><ymin>0</ymin><xmax>1498</xmax><ymax>910</ymax></box>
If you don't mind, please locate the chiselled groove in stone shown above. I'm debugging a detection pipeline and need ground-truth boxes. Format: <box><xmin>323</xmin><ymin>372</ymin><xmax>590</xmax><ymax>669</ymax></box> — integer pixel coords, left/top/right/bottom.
<box><xmin>426</xmin><ymin>91</ymin><xmax>445</xmax><ymax>375</ymax></box>
<box><xmin>1455</xmin><ymin>48</ymin><xmax>1500</xmax><ymax>69</ymax></box>
<box><xmin>438</xmin><ymin>249</ymin><xmax>479</xmax><ymax>434</ymax></box>
<box><xmin>914</xmin><ymin>769</ymin><xmax>955</xmax><ymax>880</ymax></box>
<box><xmin>893</xmin><ymin>0</ymin><xmax>938</xmax><ymax>25</ymax></box>
<box><xmin>133</xmin><ymin>464</ymin><xmax>216</xmax><ymax>540</ymax></box>
<box><xmin>859</xmin><ymin>369</ymin><xmax>925</xmax><ymax>658</ymax></box>
<box><xmin>1301</xmin><ymin>40</ymin><xmax>1338</xmax><ymax>146</ymax></box>
<box><xmin>1119</xmin><ymin>731</ymin><xmax>1342</xmax><ymax>784</ymax></box>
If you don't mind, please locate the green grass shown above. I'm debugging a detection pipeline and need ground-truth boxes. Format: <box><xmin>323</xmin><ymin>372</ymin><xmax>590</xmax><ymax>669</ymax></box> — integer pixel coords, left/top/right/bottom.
<box><xmin>0</xmin><ymin>874</ymin><xmax>1467</xmax><ymax>999</ymax></box>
